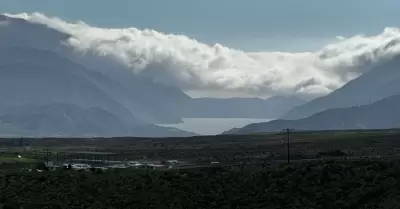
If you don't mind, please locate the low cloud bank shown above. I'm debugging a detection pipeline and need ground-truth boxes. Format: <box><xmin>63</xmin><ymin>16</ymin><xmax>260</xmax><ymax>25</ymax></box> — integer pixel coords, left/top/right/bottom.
<box><xmin>4</xmin><ymin>13</ymin><xmax>400</xmax><ymax>98</ymax></box>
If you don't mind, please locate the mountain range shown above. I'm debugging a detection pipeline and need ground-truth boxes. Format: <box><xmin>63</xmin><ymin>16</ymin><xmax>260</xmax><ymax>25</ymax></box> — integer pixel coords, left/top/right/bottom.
<box><xmin>0</xmin><ymin>14</ymin><xmax>193</xmax><ymax>137</ymax></box>
<box><xmin>282</xmin><ymin>55</ymin><xmax>400</xmax><ymax>120</ymax></box>
<box><xmin>0</xmin><ymin>14</ymin><xmax>305</xmax><ymax>137</ymax></box>
<box><xmin>0</xmin><ymin>103</ymin><xmax>198</xmax><ymax>138</ymax></box>
<box><xmin>225</xmin><ymin>52</ymin><xmax>400</xmax><ymax>135</ymax></box>
<box><xmin>4</xmin><ymin>13</ymin><xmax>400</xmax><ymax>137</ymax></box>
<box><xmin>224</xmin><ymin>93</ymin><xmax>400</xmax><ymax>134</ymax></box>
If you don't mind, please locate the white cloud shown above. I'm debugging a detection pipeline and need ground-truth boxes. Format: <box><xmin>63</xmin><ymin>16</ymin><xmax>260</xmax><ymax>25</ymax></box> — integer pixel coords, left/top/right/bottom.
<box><xmin>336</xmin><ymin>36</ymin><xmax>345</xmax><ymax>41</ymax></box>
<box><xmin>3</xmin><ymin>13</ymin><xmax>400</xmax><ymax>99</ymax></box>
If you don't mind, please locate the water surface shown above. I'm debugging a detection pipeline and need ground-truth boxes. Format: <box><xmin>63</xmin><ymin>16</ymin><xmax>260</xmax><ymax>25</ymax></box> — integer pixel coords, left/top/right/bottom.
<box><xmin>158</xmin><ymin>118</ymin><xmax>272</xmax><ymax>135</ymax></box>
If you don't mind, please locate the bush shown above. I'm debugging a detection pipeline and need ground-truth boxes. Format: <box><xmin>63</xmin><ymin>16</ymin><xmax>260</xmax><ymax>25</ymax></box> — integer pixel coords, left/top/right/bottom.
<box><xmin>35</xmin><ymin>162</ymin><xmax>48</xmax><ymax>171</ymax></box>
<box><xmin>316</xmin><ymin>149</ymin><xmax>346</xmax><ymax>158</ymax></box>
<box><xmin>95</xmin><ymin>168</ymin><xmax>103</xmax><ymax>174</ymax></box>
<box><xmin>1</xmin><ymin>160</ymin><xmax>399</xmax><ymax>209</ymax></box>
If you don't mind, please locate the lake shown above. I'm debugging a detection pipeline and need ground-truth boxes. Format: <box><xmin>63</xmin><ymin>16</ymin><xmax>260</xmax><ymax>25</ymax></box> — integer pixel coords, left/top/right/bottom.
<box><xmin>157</xmin><ymin>118</ymin><xmax>272</xmax><ymax>135</ymax></box>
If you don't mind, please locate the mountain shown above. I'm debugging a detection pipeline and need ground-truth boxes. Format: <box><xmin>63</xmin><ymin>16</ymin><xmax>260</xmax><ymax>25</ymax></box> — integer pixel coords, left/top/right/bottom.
<box><xmin>0</xmin><ymin>103</ymin><xmax>132</xmax><ymax>137</ymax></box>
<box><xmin>224</xmin><ymin>94</ymin><xmax>400</xmax><ymax>135</ymax></box>
<box><xmin>282</xmin><ymin>55</ymin><xmax>400</xmax><ymax>120</ymax></box>
<box><xmin>0</xmin><ymin>13</ymin><xmax>195</xmax><ymax>137</ymax></box>
<box><xmin>0</xmin><ymin>47</ymin><xmax>198</xmax><ymax>137</ymax></box>
<box><xmin>0</xmin><ymin>14</ymin><xmax>189</xmax><ymax>125</ymax></box>
<box><xmin>183</xmin><ymin>96</ymin><xmax>306</xmax><ymax>119</ymax></box>
<box><xmin>0</xmin><ymin>103</ymin><xmax>197</xmax><ymax>138</ymax></box>
<box><xmin>0</xmin><ymin>47</ymin><xmax>140</xmax><ymax>124</ymax></box>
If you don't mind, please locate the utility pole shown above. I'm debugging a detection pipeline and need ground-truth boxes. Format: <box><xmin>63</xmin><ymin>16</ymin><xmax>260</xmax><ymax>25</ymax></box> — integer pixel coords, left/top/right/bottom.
<box><xmin>283</xmin><ymin>128</ymin><xmax>293</xmax><ymax>164</ymax></box>
<box><xmin>44</xmin><ymin>148</ymin><xmax>49</xmax><ymax>166</ymax></box>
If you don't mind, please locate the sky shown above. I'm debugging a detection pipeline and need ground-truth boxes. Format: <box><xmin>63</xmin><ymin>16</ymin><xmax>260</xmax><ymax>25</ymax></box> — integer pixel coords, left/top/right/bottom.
<box><xmin>2</xmin><ymin>0</ymin><xmax>400</xmax><ymax>52</ymax></box>
<box><xmin>2</xmin><ymin>1</ymin><xmax>400</xmax><ymax>100</ymax></box>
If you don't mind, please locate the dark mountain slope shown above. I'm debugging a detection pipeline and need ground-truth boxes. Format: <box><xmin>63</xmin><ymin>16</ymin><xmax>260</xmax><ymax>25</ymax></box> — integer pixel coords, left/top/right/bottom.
<box><xmin>0</xmin><ymin>14</ymin><xmax>189</xmax><ymax>124</ymax></box>
<box><xmin>0</xmin><ymin>103</ymin><xmax>198</xmax><ymax>137</ymax></box>
<box><xmin>0</xmin><ymin>47</ymin><xmax>140</xmax><ymax>125</ymax></box>
<box><xmin>283</xmin><ymin>55</ymin><xmax>400</xmax><ymax>120</ymax></box>
<box><xmin>0</xmin><ymin>103</ymin><xmax>132</xmax><ymax>137</ymax></box>
<box><xmin>225</xmin><ymin>94</ymin><xmax>400</xmax><ymax>135</ymax></box>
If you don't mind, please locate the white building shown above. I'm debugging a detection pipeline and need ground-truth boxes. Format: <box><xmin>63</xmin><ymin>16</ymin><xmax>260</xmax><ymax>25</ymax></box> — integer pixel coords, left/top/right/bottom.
<box><xmin>167</xmin><ymin>160</ymin><xmax>179</xmax><ymax>164</ymax></box>
<box><xmin>70</xmin><ymin>163</ymin><xmax>91</xmax><ymax>171</ymax></box>
<box><xmin>107</xmin><ymin>164</ymin><xmax>128</xmax><ymax>169</ymax></box>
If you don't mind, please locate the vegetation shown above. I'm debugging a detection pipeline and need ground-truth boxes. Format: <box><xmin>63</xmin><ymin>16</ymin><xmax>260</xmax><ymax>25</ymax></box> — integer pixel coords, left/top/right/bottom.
<box><xmin>0</xmin><ymin>156</ymin><xmax>38</xmax><ymax>164</ymax></box>
<box><xmin>1</xmin><ymin>160</ymin><xmax>400</xmax><ymax>208</ymax></box>
<box><xmin>1</xmin><ymin>132</ymin><xmax>400</xmax><ymax>208</ymax></box>
<box><xmin>316</xmin><ymin>149</ymin><xmax>347</xmax><ymax>158</ymax></box>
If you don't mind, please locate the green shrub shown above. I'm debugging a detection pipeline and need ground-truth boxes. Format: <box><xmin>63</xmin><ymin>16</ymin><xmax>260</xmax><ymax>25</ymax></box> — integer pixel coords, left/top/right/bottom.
<box><xmin>0</xmin><ymin>160</ymin><xmax>399</xmax><ymax>209</ymax></box>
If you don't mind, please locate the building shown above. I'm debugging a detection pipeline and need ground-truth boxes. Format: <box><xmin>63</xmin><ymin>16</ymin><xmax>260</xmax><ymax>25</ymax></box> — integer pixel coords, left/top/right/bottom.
<box><xmin>70</xmin><ymin>163</ymin><xmax>91</xmax><ymax>171</ymax></box>
<box><xmin>167</xmin><ymin>160</ymin><xmax>179</xmax><ymax>164</ymax></box>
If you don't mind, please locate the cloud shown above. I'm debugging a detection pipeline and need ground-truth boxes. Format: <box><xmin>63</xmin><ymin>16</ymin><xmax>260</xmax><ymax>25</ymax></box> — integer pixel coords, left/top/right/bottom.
<box><xmin>3</xmin><ymin>13</ymin><xmax>400</xmax><ymax>99</ymax></box>
<box><xmin>336</xmin><ymin>36</ymin><xmax>345</xmax><ymax>41</ymax></box>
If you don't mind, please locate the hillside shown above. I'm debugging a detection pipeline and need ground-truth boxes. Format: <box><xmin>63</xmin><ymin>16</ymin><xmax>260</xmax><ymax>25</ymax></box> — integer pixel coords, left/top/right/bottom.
<box><xmin>0</xmin><ymin>46</ymin><xmax>199</xmax><ymax>137</ymax></box>
<box><xmin>225</xmin><ymin>94</ymin><xmax>400</xmax><ymax>135</ymax></box>
<box><xmin>182</xmin><ymin>96</ymin><xmax>305</xmax><ymax>119</ymax></box>
<box><xmin>0</xmin><ymin>14</ymin><xmax>189</xmax><ymax>125</ymax></box>
<box><xmin>0</xmin><ymin>103</ymin><xmax>132</xmax><ymax>137</ymax></box>
<box><xmin>283</xmin><ymin>55</ymin><xmax>400</xmax><ymax>120</ymax></box>
<box><xmin>0</xmin><ymin>47</ymin><xmax>142</xmax><ymax>124</ymax></box>
<box><xmin>0</xmin><ymin>103</ymin><xmax>197</xmax><ymax>138</ymax></box>
<box><xmin>0</xmin><ymin>14</ymin><xmax>301</xmax><ymax>127</ymax></box>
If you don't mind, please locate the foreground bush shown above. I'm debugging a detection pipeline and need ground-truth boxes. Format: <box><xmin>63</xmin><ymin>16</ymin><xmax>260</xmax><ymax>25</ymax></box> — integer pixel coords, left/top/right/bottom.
<box><xmin>1</xmin><ymin>160</ymin><xmax>400</xmax><ymax>209</ymax></box>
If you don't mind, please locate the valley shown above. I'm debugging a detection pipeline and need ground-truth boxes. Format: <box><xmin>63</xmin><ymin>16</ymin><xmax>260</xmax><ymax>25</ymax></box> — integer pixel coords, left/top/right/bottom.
<box><xmin>2</xmin><ymin>129</ymin><xmax>400</xmax><ymax>171</ymax></box>
<box><xmin>2</xmin><ymin>2</ymin><xmax>400</xmax><ymax>208</ymax></box>
<box><xmin>3</xmin><ymin>13</ymin><xmax>400</xmax><ymax>138</ymax></box>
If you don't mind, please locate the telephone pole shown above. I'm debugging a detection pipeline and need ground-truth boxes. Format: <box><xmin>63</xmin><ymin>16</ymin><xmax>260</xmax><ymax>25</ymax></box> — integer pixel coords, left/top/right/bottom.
<box><xmin>283</xmin><ymin>128</ymin><xmax>293</xmax><ymax>164</ymax></box>
<box><xmin>44</xmin><ymin>148</ymin><xmax>49</xmax><ymax>166</ymax></box>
